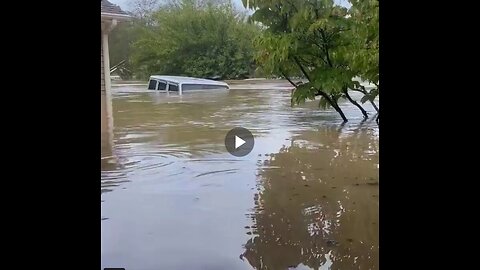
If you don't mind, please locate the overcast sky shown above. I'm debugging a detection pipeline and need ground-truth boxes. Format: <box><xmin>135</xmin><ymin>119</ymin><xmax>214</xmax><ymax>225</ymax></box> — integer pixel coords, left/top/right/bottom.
<box><xmin>108</xmin><ymin>0</ymin><xmax>351</xmax><ymax>12</ymax></box>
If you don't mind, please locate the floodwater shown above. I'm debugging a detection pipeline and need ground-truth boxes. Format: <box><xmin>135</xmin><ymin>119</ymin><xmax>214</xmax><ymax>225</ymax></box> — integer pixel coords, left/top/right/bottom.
<box><xmin>101</xmin><ymin>80</ymin><xmax>379</xmax><ymax>270</ymax></box>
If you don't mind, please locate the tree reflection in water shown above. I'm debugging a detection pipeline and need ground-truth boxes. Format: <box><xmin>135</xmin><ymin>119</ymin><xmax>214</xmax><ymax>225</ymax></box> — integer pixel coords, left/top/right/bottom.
<box><xmin>241</xmin><ymin>125</ymin><xmax>379</xmax><ymax>270</ymax></box>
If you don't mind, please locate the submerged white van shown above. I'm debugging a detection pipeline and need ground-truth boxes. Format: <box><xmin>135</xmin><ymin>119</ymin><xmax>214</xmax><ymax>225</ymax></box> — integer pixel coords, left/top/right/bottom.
<box><xmin>147</xmin><ymin>75</ymin><xmax>229</xmax><ymax>95</ymax></box>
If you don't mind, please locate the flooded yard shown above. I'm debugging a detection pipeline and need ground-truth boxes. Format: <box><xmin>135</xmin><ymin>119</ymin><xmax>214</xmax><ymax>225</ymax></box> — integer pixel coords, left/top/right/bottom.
<box><xmin>101</xmin><ymin>80</ymin><xmax>379</xmax><ymax>270</ymax></box>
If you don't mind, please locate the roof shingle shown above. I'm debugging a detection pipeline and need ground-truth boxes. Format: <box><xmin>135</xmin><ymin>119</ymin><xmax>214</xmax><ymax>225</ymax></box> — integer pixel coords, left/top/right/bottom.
<box><xmin>101</xmin><ymin>0</ymin><xmax>129</xmax><ymax>16</ymax></box>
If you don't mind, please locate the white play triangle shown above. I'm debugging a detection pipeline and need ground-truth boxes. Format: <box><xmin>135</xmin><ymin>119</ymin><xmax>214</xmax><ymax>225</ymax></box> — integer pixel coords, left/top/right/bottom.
<box><xmin>235</xmin><ymin>136</ymin><xmax>246</xmax><ymax>149</ymax></box>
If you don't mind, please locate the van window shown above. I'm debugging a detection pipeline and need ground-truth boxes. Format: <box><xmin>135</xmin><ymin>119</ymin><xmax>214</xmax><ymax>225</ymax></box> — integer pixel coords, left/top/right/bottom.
<box><xmin>182</xmin><ymin>84</ymin><xmax>227</xmax><ymax>91</ymax></box>
<box><xmin>148</xmin><ymin>80</ymin><xmax>157</xmax><ymax>90</ymax></box>
<box><xmin>168</xmin><ymin>84</ymin><xmax>179</xmax><ymax>91</ymax></box>
<box><xmin>181</xmin><ymin>84</ymin><xmax>199</xmax><ymax>91</ymax></box>
<box><xmin>157</xmin><ymin>81</ymin><xmax>167</xmax><ymax>90</ymax></box>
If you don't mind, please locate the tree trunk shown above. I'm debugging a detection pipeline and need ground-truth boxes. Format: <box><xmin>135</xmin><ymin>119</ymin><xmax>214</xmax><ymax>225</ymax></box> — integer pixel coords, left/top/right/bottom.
<box><xmin>344</xmin><ymin>89</ymin><xmax>368</xmax><ymax>119</ymax></box>
<box><xmin>332</xmin><ymin>102</ymin><xmax>348</xmax><ymax>123</ymax></box>
<box><xmin>331</xmin><ymin>99</ymin><xmax>348</xmax><ymax>123</ymax></box>
<box><xmin>281</xmin><ymin>71</ymin><xmax>297</xmax><ymax>88</ymax></box>
<box><xmin>370</xmin><ymin>99</ymin><xmax>379</xmax><ymax>112</ymax></box>
<box><xmin>320</xmin><ymin>93</ymin><xmax>348</xmax><ymax>122</ymax></box>
<box><xmin>292</xmin><ymin>57</ymin><xmax>348</xmax><ymax>122</ymax></box>
<box><xmin>351</xmin><ymin>88</ymin><xmax>379</xmax><ymax>113</ymax></box>
<box><xmin>282</xmin><ymin>71</ymin><xmax>298</xmax><ymax>105</ymax></box>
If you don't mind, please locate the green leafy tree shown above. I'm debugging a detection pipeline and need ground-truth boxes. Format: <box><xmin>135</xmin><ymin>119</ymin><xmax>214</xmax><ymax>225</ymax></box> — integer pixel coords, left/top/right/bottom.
<box><xmin>131</xmin><ymin>0</ymin><xmax>260</xmax><ymax>80</ymax></box>
<box><xmin>245</xmin><ymin>0</ymin><xmax>379</xmax><ymax>122</ymax></box>
<box><xmin>346</xmin><ymin>0</ymin><xmax>379</xmax><ymax>117</ymax></box>
<box><xmin>109</xmin><ymin>20</ymin><xmax>145</xmax><ymax>80</ymax></box>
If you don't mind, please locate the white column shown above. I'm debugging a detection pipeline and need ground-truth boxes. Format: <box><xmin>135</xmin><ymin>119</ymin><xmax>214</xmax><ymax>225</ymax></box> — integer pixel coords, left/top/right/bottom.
<box><xmin>101</xmin><ymin>19</ymin><xmax>117</xmax><ymax>144</ymax></box>
<box><xmin>102</xmin><ymin>32</ymin><xmax>112</xmax><ymax>97</ymax></box>
<box><xmin>102</xmin><ymin>32</ymin><xmax>113</xmax><ymax>118</ymax></box>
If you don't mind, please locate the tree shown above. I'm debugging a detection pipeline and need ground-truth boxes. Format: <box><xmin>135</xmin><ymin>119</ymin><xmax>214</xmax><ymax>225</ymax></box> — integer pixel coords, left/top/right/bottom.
<box><xmin>109</xmin><ymin>0</ymin><xmax>163</xmax><ymax>80</ymax></box>
<box><xmin>130</xmin><ymin>0</ymin><xmax>260</xmax><ymax>80</ymax></box>
<box><xmin>129</xmin><ymin>0</ymin><xmax>159</xmax><ymax>21</ymax></box>
<box><xmin>346</xmin><ymin>0</ymin><xmax>379</xmax><ymax>117</ymax></box>
<box><xmin>109</xmin><ymin>20</ymin><xmax>144</xmax><ymax>80</ymax></box>
<box><xmin>245</xmin><ymin>0</ymin><xmax>379</xmax><ymax>122</ymax></box>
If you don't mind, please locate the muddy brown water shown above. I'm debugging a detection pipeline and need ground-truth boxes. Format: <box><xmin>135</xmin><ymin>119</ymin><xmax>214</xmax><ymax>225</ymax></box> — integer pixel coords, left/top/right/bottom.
<box><xmin>101</xmin><ymin>80</ymin><xmax>379</xmax><ymax>270</ymax></box>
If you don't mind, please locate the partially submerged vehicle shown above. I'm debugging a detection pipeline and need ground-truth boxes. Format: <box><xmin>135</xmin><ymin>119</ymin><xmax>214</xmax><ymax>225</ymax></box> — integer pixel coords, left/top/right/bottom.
<box><xmin>147</xmin><ymin>75</ymin><xmax>229</xmax><ymax>95</ymax></box>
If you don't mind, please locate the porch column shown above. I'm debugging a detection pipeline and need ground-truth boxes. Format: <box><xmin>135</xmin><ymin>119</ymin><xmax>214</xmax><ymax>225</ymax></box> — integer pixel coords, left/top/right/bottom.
<box><xmin>101</xmin><ymin>19</ymin><xmax>117</xmax><ymax>149</ymax></box>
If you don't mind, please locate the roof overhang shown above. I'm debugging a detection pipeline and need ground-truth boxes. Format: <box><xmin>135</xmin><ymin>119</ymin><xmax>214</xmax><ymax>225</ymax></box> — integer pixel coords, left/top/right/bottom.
<box><xmin>101</xmin><ymin>12</ymin><xmax>132</xmax><ymax>21</ymax></box>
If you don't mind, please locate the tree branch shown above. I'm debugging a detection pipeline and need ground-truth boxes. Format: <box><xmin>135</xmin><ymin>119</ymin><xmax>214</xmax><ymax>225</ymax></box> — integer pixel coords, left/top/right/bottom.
<box><xmin>293</xmin><ymin>56</ymin><xmax>312</xmax><ymax>82</ymax></box>
<box><xmin>309</xmin><ymin>39</ymin><xmax>329</xmax><ymax>65</ymax></box>
<box><xmin>319</xmin><ymin>29</ymin><xmax>333</xmax><ymax>67</ymax></box>
<box><xmin>281</xmin><ymin>70</ymin><xmax>298</xmax><ymax>88</ymax></box>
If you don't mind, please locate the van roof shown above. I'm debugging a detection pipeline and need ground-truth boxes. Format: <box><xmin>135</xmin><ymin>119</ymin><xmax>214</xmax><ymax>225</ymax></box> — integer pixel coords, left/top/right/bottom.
<box><xmin>150</xmin><ymin>75</ymin><xmax>228</xmax><ymax>86</ymax></box>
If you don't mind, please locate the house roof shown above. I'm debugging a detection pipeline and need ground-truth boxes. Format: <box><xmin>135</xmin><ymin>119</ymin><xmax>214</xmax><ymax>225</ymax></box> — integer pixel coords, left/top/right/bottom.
<box><xmin>101</xmin><ymin>0</ymin><xmax>130</xmax><ymax>17</ymax></box>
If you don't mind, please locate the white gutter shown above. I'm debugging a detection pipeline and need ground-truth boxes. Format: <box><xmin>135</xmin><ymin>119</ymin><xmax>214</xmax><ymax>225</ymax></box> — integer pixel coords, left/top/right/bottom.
<box><xmin>101</xmin><ymin>12</ymin><xmax>132</xmax><ymax>21</ymax></box>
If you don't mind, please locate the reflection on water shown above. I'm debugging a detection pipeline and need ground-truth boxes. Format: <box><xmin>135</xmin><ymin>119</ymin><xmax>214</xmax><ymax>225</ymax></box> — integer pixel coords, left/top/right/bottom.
<box><xmin>241</xmin><ymin>127</ymin><xmax>378</xmax><ymax>270</ymax></box>
<box><xmin>101</xmin><ymin>93</ymin><xmax>126</xmax><ymax>194</ymax></box>
<box><xmin>101</xmin><ymin>80</ymin><xmax>378</xmax><ymax>270</ymax></box>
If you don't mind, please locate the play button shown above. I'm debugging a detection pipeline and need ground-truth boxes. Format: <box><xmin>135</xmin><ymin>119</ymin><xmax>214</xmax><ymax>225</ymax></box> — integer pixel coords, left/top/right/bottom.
<box><xmin>235</xmin><ymin>136</ymin><xmax>245</xmax><ymax>149</ymax></box>
<box><xmin>225</xmin><ymin>127</ymin><xmax>254</xmax><ymax>157</ymax></box>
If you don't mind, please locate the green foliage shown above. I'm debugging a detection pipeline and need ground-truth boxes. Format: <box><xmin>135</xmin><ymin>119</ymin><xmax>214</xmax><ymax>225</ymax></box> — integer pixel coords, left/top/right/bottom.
<box><xmin>130</xmin><ymin>0</ymin><xmax>260</xmax><ymax>80</ymax></box>
<box><xmin>347</xmin><ymin>0</ymin><xmax>379</xmax><ymax>100</ymax></box>
<box><xmin>291</xmin><ymin>82</ymin><xmax>317</xmax><ymax>106</ymax></box>
<box><xmin>246</xmin><ymin>0</ymin><xmax>378</xmax><ymax>120</ymax></box>
<box><xmin>359</xmin><ymin>87</ymin><xmax>379</xmax><ymax>104</ymax></box>
<box><xmin>249</xmin><ymin>1</ymin><xmax>351</xmax><ymax>98</ymax></box>
<box><xmin>347</xmin><ymin>0</ymin><xmax>378</xmax><ymax>82</ymax></box>
<box><xmin>253</xmin><ymin>33</ymin><xmax>299</xmax><ymax>76</ymax></box>
<box><xmin>109</xmin><ymin>21</ymin><xmax>144</xmax><ymax>80</ymax></box>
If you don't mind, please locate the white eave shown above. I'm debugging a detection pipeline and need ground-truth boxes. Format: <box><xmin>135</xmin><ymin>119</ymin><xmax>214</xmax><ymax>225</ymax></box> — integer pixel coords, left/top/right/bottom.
<box><xmin>101</xmin><ymin>12</ymin><xmax>132</xmax><ymax>21</ymax></box>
